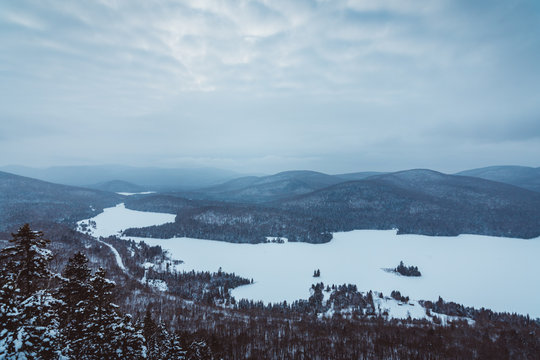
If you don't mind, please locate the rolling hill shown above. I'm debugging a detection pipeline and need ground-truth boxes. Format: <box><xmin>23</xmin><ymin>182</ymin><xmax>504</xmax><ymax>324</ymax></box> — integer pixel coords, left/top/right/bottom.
<box><xmin>125</xmin><ymin>169</ymin><xmax>540</xmax><ymax>242</ymax></box>
<box><xmin>0</xmin><ymin>170</ymin><xmax>122</xmax><ymax>231</ymax></box>
<box><xmin>184</xmin><ymin>170</ymin><xmax>347</xmax><ymax>203</ymax></box>
<box><xmin>87</xmin><ymin>179</ymin><xmax>147</xmax><ymax>193</ymax></box>
<box><xmin>456</xmin><ymin>165</ymin><xmax>540</xmax><ymax>193</ymax></box>
<box><xmin>0</xmin><ymin>165</ymin><xmax>243</xmax><ymax>191</ymax></box>
<box><xmin>279</xmin><ymin>169</ymin><xmax>540</xmax><ymax>238</ymax></box>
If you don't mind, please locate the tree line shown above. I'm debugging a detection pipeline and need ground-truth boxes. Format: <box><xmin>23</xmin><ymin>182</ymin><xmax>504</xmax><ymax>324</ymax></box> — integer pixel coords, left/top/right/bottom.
<box><xmin>0</xmin><ymin>224</ymin><xmax>213</xmax><ymax>359</ymax></box>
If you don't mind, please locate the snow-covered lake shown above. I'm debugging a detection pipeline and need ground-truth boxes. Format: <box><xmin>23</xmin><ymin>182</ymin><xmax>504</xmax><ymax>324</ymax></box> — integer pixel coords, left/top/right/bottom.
<box><xmin>78</xmin><ymin>204</ymin><xmax>540</xmax><ymax>318</ymax></box>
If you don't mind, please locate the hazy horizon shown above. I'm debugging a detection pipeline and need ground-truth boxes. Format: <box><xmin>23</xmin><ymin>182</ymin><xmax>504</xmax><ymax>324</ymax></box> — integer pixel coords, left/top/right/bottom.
<box><xmin>1</xmin><ymin>162</ymin><xmax>539</xmax><ymax>179</ymax></box>
<box><xmin>2</xmin><ymin>0</ymin><xmax>539</xmax><ymax>174</ymax></box>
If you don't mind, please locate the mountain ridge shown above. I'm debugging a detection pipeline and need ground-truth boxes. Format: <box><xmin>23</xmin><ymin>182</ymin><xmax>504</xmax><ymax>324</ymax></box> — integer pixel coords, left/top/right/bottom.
<box><xmin>456</xmin><ymin>165</ymin><xmax>540</xmax><ymax>193</ymax></box>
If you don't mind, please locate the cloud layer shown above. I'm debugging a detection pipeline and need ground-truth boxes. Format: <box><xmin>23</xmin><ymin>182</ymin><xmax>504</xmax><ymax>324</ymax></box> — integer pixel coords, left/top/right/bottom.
<box><xmin>1</xmin><ymin>0</ymin><xmax>539</xmax><ymax>173</ymax></box>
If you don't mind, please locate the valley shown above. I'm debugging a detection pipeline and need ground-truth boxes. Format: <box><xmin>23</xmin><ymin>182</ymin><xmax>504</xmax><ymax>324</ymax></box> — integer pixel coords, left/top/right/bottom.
<box><xmin>2</xmin><ymin>166</ymin><xmax>540</xmax><ymax>358</ymax></box>
<box><xmin>78</xmin><ymin>203</ymin><xmax>540</xmax><ymax>318</ymax></box>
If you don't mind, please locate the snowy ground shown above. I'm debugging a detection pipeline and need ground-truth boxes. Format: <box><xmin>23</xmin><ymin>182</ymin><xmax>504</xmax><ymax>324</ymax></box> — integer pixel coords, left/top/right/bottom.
<box><xmin>77</xmin><ymin>203</ymin><xmax>175</xmax><ymax>238</ymax></box>
<box><xmin>117</xmin><ymin>191</ymin><xmax>156</xmax><ymax>196</ymax></box>
<box><xmin>78</xmin><ymin>204</ymin><xmax>540</xmax><ymax>319</ymax></box>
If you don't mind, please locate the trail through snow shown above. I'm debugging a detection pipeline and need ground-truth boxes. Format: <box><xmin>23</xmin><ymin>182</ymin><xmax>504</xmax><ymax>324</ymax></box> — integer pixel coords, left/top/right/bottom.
<box><xmin>97</xmin><ymin>239</ymin><xmax>126</xmax><ymax>272</ymax></box>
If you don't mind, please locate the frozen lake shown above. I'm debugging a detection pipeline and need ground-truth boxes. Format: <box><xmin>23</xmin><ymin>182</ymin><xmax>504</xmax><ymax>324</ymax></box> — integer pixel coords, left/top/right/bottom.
<box><xmin>78</xmin><ymin>204</ymin><xmax>540</xmax><ymax>318</ymax></box>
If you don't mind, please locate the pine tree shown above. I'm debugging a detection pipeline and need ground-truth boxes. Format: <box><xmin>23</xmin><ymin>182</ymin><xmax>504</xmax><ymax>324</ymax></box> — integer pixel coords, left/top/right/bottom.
<box><xmin>143</xmin><ymin>306</ymin><xmax>185</xmax><ymax>360</ymax></box>
<box><xmin>144</xmin><ymin>306</ymin><xmax>161</xmax><ymax>359</ymax></box>
<box><xmin>0</xmin><ymin>224</ymin><xmax>59</xmax><ymax>359</ymax></box>
<box><xmin>85</xmin><ymin>267</ymin><xmax>145</xmax><ymax>359</ymax></box>
<box><xmin>143</xmin><ymin>305</ymin><xmax>158</xmax><ymax>345</ymax></box>
<box><xmin>0</xmin><ymin>224</ymin><xmax>53</xmax><ymax>297</ymax></box>
<box><xmin>111</xmin><ymin>314</ymin><xmax>147</xmax><ymax>360</ymax></box>
<box><xmin>163</xmin><ymin>331</ymin><xmax>186</xmax><ymax>360</ymax></box>
<box><xmin>187</xmin><ymin>340</ymin><xmax>213</xmax><ymax>360</ymax></box>
<box><xmin>56</xmin><ymin>251</ymin><xmax>94</xmax><ymax>357</ymax></box>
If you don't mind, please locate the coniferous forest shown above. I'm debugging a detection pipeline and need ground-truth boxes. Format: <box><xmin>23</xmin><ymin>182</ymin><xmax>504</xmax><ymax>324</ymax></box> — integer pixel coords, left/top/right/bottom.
<box><xmin>1</xmin><ymin>224</ymin><xmax>538</xmax><ymax>359</ymax></box>
<box><xmin>4</xmin><ymin>0</ymin><xmax>540</xmax><ymax>357</ymax></box>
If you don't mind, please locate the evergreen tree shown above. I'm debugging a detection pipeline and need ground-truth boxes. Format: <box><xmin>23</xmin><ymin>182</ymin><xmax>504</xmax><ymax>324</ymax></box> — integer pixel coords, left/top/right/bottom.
<box><xmin>163</xmin><ymin>331</ymin><xmax>186</xmax><ymax>360</ymax></box>
<box><xmin>56</xmin><ymin>251</ymin><xmax>94</xmax><ymax>357</ymax></box>
<box><xmin>0</xmin><ymin>224</ymin><xmax>53</xmax><ymax>297</ymax></box>
<box><xmin>0</xmin><ymin>224</ymin><xmax>59</xmax><ymax>359</ymax></box>
<box><xmin>187</xmin><ymin>340</ymin><xmax>213</xmax><ymax>360</ymax></box>
<box><xmin>143</xmin><ymin>306</ymin><xmax>161</xmax><ymax>359</ymax></box>
<box><xmin>86</xmin><ymin>267</ymin><xmax>145</xmax><ymax>359</ymax></box>
<box><xmin>0</xmin><ymin>226</ymin><xmax>148</xmax><ymax>359</ymax></box>
<box><xmin>143</xmin><ymin>307</ymin><xmax>185</xmax><ymax>360</ymax></box>
<box><xmin>111</xmin><ymin>314</ymin><xmax>147</xmax><ymax>360</ymax></box>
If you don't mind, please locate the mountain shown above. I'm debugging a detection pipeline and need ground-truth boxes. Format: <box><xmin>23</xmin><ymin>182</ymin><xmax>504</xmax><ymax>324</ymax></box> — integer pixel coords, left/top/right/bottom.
<box><xmin>277</xmin><ymin>169</ymin><xmax>540</xmax><ymax>239</ymax></box>
<box><xmin>0</xmin><ymin>170</ymin><xmax>122</xmax><ymax>231</ymax></box>
<box><xmin>184</xmin><ymin>170</ymin><xmax>347</xmax><ymax>203</ymax></box>
<box><xmin>456</xmin><ymin>165</ymin><xmax>540</xmax><ymax>193</ymax></box>
<box><xmin>125</xmin><ymin>169</ymin><xmax>540</xmax><ymax>242</ymax></box>
<box><xmin>334</xmin><ymin>171</ymin><xmax>386</xmax><ymax>181</ymax></box>
<box><xmin>87</xmin><ymin>180</ymin><xmax>147</xmax><ymax>193</ymax></box>
<box><xmin>0</xmin><ymin>165</ymin><xmax>243</xmax><ymax>191</ymax></box>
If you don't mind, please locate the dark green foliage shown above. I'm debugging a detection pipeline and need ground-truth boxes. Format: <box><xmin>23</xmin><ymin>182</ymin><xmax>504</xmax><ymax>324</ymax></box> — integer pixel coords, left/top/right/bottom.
<box><xmin>0</xmin><ymin>224</ymin><xmax>53</xmax><ymax>297</ymax></box>
<box><xmin>0</xmin><ymin>224</ymin><xmax>59</xmax><ymax>359</ymax></box>
<box><xmin>186</xmin><ymin>340</ymin><xmax>214</xmax><ymax>360</ymax></box>
<box><xmin>0</xmin><ymin>227</ymin><xmax>147</xmax><ymax>359</ymax></box>
<box><xmin>395</xmin><ymin>261</ymin><xmax>422</xmax><ymax>277</ymax></box>
<box><xmin>391</xmin><ymin>290</ymin><xmax>410</xmax><ymax>303</ymax></box>
<box><xmin>124</xmin><ymin>200</ymin><xmax>334</xmax><ymax>244</ymax></box>
<box><xmin>143</xmin><ymin>307</ymin><xmax>187</xmax><ymax>360</ymax></box>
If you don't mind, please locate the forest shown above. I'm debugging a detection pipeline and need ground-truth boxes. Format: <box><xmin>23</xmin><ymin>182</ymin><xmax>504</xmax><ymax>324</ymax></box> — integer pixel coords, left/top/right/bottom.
<box><xmin>1</xmin><ymin>224</ymin><xmax>538</xmax><ymax>359</ymax></box>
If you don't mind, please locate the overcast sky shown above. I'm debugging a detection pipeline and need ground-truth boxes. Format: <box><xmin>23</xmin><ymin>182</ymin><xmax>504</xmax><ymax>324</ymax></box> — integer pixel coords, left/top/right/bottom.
<box><xmin>1</xmin><ymin>0</ymin><xmax>539</xmax><ymax>174</ymax></box>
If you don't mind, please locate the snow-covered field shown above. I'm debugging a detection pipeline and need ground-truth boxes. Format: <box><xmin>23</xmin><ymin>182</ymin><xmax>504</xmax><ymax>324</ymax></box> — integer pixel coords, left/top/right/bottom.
<box><xmin>77</xmin><ymin>203</ymin><xmax>175</xmax><ymax>238</ymax></box>
<box><xmin>78</xmin><ymin>204</ymin><xmax>540</xmax><ymax>318</ymax></box>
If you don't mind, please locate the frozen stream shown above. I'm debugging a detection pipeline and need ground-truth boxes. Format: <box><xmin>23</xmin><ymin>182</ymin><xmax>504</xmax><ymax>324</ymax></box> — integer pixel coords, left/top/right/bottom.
<box><xmin>78</xmin><ymin>204</ymin><xmax>540</xmax><ymax>318</ymax></box>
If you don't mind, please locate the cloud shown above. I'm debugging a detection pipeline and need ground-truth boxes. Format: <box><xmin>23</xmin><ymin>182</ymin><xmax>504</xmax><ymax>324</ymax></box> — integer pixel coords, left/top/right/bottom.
<box><xmin>0</xmin><ymin>0</ymin><xmax>539</xmax><ymax>172</ymax></box>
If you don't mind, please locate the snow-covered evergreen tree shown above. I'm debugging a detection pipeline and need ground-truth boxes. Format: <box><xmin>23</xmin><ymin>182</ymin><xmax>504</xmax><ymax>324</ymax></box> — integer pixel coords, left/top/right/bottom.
<box><xmin>163</xmin><ymin>331</ymin><xmax>186</xmax><ymax>360</ymax></box>
<box><xmin>83</xmin><ymin>267</ymin><xmax>145</xmax><ymax>359</ymax></box>
<box><xmin>0</xmin><ymin>224</ymin><xmax>60</xmax><ymax>359</ymax></box>
<box><xmin>187</xmin><ymin>340</ymin><xmax>213</xmax><ymax>360</ymax></box>
<box><xmin>56</xmin><ymin>251</ymin><xmax>94</xmax><ymax>357</ymax></box>
<box><xmin>143</xmin><ymin>306</ymin><xmax>185</xmax><ymax>360</ymax></box>
<box><xmin>0</xmin><ymin>224</ymin><xmax>53</xmax><ymax>297</ymax></box>
<box><xmin>0</xmin><ymin>227</ymin><xmax>147</xmax><ymax>359</ymax></box>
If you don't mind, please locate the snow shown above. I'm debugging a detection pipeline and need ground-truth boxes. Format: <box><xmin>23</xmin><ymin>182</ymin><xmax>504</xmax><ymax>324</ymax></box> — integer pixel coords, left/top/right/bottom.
<box><xmin>78</xmin><ymin>204</ymin><xmax>540</xmax><ymax>319</ymax></box>
<box><xmin>76</xmin><ymin>203</ymin><xmax>174</xmax><ymax>273</ymax></box>
<box><xmin>318</xmin><ymin>293</ymin><xmax>473</xmax><ymax>325</ymax></box>
<box><xmin>117</xmin><ymin>191</ymin><xmax>156</xmax><ymax>196</ymax></box>
<box><xmin>143</xmin><ymin>262</ymin><xmax>155</xmax><ymax>269</ymax></box>
<box><xmin>265</xmin><ymin>236</ymin><xmax>288</xmax><ymax>243</ymax></box>
<box><xmin>76</xmin><ymin>203</ymin><xmax>175</xmax><ymax>238</ymax></box>
<box><xmin>97</xmin><ymin>239</ymin><xmax>126</xmax><ymax>272</ymax></box>
<box><xmin>140</xmin><ymin>267</ymin><xmax>169</xmax><ymax>292</ymax></box>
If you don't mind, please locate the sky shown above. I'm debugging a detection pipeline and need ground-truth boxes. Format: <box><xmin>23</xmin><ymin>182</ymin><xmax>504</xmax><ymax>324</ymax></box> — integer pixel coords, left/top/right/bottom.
<box><xmin>1</xmin><ymin>0</ymin><xmax>539</xmax><ymax>174</ymax></box>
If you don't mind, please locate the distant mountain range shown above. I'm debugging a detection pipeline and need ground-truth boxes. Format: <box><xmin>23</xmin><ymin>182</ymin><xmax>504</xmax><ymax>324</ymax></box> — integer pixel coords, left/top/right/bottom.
<box><xmin>184</xmin><ymin>170</ymin><xmax>347</xmax><ymax>203</ymax></box>
<box><xmin>3</xmin><ymin>164</ymin><xmax>539</xmax><ymax>196</ymax></box>
<box><xmin>2</xmin><ymin>165</ymin><xmax>540</xmax><ymax>241</ymax></box>
<box><xmin>125</xmin><ymin>168</ymin><xmax>540</xmax><ymax>241</ymax></box>
<box><xmin>456</xmin><ymin>165</ymin><xmax>540</xmax><ymax>193</ymax></box>
<box><xmin>86</xmin><ymin>180</ymin><xmax>147</xmax><ymax>193</ymax></box>
<box><xmin>277</xmin><ymin>169</ymin><xmax>540</xmax><ymax>239</ymax></box>
<box><xmin>0</xmin><ymin>165</ymin><xmax>244</xmax><ymax>191</ymax></box>
<box><xmin>177</xmin><ymin>165</ymin><xmax>540</xmax><ymax>203</ymax></box>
